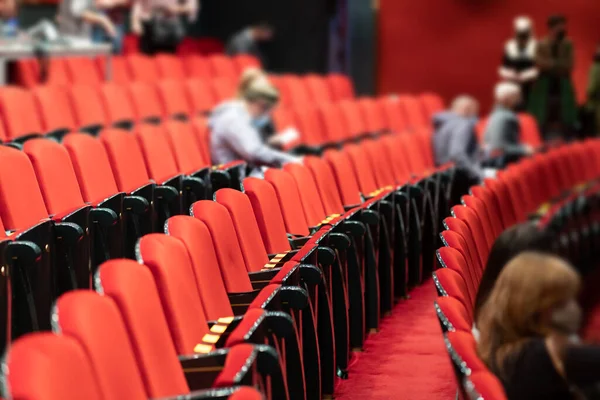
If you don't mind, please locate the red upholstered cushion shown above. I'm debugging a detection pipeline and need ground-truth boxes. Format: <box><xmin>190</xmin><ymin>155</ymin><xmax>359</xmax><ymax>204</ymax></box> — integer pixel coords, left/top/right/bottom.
<box><xmin>0</xmin><ymin>146</ymin><xmax>49</xmax><ymax>231</ymax></box>
<box><xmin>468</xmin><ymin>371</ymin><xmax>508</xmax><ymax>400</ymax></box>
<box><xmin>55</xmin><ymin>291</ymin><xmax>148</xmax><ymax>399</ymax></box>
<box><xmin>269</xmin><ymin>261</ymin><xmax>298</xmax><ymax>284</ymax></box>
<box><xmin>434</xmin><ymin>268</ymin><xmax>472</xmax><ymax>315</ymax></box>
<box><xmin>248</xmin><ymin>284</ymin><xmax>281</xmax><ymax>310</ymax></box>
<box><xmin>5</xmin><ymin>333</ymin><xmax>103</xmax><ymax>400</ymax></box>
<box><xmin>435</xmin><ymin>297</ymin><xmax>472</xmax><ymax>331</ymax></box>
<box><xmin>212</xmin><ymin>344</ymin><xmax>257</xmax><ymax>388</ymax></box>
<box><xmin>446</xmin><ymin>331</ymin><xmax>487</xmax><ymax>373</ymax></box>
<box><xmin>229</xmin><ymin>387</ymin><xmax>265</xmax><ymax>400</ymax></box>
<box><xmin>225</xmin><ymin>308</ymin><xmax>266</xmax><ymax>347</ymax></box>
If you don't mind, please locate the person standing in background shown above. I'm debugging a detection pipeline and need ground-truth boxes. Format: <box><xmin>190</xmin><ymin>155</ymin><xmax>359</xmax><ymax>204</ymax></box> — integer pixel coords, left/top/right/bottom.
<box><xmin>90</xmin><ymin>0</ymin><xmax>129</xmax><ymax>53</ymax></box>
<box><xmin>58</xmin><ymin>0</ymin><xmax>118</xmax><ymax>44</ymax></box>
<box><xmin>0</xmin><ymin>0</ymin><xmax>18</xmax><ymax>37</ymax></box>
<box><xmin>528</xmin><ymin>14</ymin><xmax>578</xmax><ymax>140</ymax></box>
<box><xmin>585</xmin><ymin>44</ymin><xmax>600</xmax><ymax>135</ymax></box>
<box><xmin>226</xmin><ymin>23</ymin><xmax>274</xmax><ymax>68</ymax></box>
<box><xmin>499</xmin><ymin>16</ymin><xmax>538</xmax><ymax>109</ymax></box>
<box><xmin>131</xmin><ymin>0</ymin><xmax>199</xmax><ymax>54</ymax></box>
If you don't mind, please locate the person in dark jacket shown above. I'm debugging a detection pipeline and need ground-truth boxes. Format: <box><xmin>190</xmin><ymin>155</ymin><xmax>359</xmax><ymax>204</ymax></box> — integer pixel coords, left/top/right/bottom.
<box><xmin>226</xmin><ymin>23</ymin><xmax>274</xmax><ymax>68</ymax></box>
<box><xmin>528</xmin><ymin>14</ymin><xmax>578</xmax><ymax>139</ymax></box>
<box><xmin>585</xmin><ymin>44</ymin><xmax>600</xmax><ymax>134</ymax></box>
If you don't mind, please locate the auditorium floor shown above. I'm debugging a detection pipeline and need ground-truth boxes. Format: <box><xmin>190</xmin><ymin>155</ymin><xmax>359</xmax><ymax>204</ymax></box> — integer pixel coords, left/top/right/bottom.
<box><xmin>334</xmin><ymin>279</ymin><xmax>456</xmax><ymax>399</ymax></box>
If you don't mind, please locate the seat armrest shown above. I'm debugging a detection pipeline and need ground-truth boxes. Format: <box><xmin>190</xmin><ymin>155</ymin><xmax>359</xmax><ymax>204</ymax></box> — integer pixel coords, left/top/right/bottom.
<box><xmin>228</xmin><ymin>289</ymin><xmax>262</xmax><ymax>314</ymax></box>
<box><xmin>279</xmin><ymin>286</ymin><xmax>309</xmax><ymax>309</ymax></box>
<box><xmin>360</xmin><ymin>208</ymin><xmax>380</xmax><ymax>225</ymax></box>
<box><xmin>289</xmin><ymin>235</ymin><xmax>311</xmax><ymax>248</ymax></box>
<box><xmin>123</xmin><ymin>195</ymin><xmax>150</xmax><ymax>215</ymax></box>
<box><xmin>210</xmin><ymin>170</ymin><xmax>231</xmax><ymax>192</ymax></box>
<box><xmin>214</xmin><ymin>161</ymin><xmax>246</xmax><ymax>191</ymax></box>
<box><xmin>178</xmin><ymin>349</ymin><xmax>235</xmax><ymax>392</ymax></box>
<box><xmin>298</xmin><ymin>263</ymin><xmax>322</xmax><ymax>285</ymax></box>
<box><xmin>183</xmin><ymin>176</ymin><xmax>208</xmax><ymax>200</ymax></box>
<box><xmin>5</xmin><ymin>240</ymin><xmax>41</xmax><ymax>264</ymax></box>
<box><xmin>340</xmin><ymin>219</ymin><xmax>366</xmax><ymax>237</ymax></box>
<box><xmin>54</xmin><ymin>222</ymin><xmax>84</xmax><ymax>246</ymax></box>
<box><xmin>266</xmin><ymin>250</ymin><xmax>297</xmax><ymax>262</ymax></box>
<box><xmin>155</xmin><ymin>185</ymin><xmax>179</xmax><ymax>202</ymax></box>
<box><xmin>153</xmin><ymin>386</ymin><xmax>253</xmax><ymax>400</ymax></box>
<box><xmin>328</xmin><ymin>232</ymin><xmax>351</xmax><ymax>250</ymax></box>
<box><xmin>249</xmin><ymin>261</ymin><xmax>300</xmax><ymax>287</ymax></box>
<box><xmin>344</xmin><ymin>203</ymin><xmax>362</xmax><ymax>212</ymax></box>
<box><xmin>316</xmin><ymin>246</ymin><xmax>335</xmax><ymax>266</ymax></box>
<box><xmin>289</xmin><ymin>144</ymin><xmax>325</xmax><ymax>156</ymax></box>
<box><xmin>89</xmin><ymin>207</ymin><xmax>119</xmax><ymax>228</ymax></box>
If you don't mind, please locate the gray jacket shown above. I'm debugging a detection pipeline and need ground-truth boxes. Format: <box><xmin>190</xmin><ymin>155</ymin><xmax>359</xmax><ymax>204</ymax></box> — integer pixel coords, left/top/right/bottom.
<box><xmin>209</xmin><ymin>100</ymin><xmax>298</xmax><ymax>170</ymax></box>
<box><xmin>483</xmin><ymin>106</ymin><xmax>525</xmax><ymax>155</ymax></box>
<box><xmin>226</xmin><ymin>28</ymin><xmax>265</xmax><ymax>66</ymax></box>
<box><xmin>432</xmin><ymin>111</ymin><xmax>482</xmax><ymax>180</ymax></box>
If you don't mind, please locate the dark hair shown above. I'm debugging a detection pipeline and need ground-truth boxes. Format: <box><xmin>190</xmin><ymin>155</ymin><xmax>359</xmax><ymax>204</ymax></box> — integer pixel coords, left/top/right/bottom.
<box><xmin>473</xmin><ymin>221</ymin><xmax>554</xmax><ymax>322</ymax></box>
<box><xmin>547</xmin><ymin>14</ymin><xmax>566</xmax><ymax>28</ymax></box>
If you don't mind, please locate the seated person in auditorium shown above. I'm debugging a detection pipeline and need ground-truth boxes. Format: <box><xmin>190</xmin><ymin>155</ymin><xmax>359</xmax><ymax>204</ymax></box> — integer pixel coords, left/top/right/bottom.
<box><xmin>433</xmin><ymin>95</ymin><xmax>482</xmax><ymax>184</ymax></box>
<box><xmin>432</xmin><ymin>95</ymin><xmax>484</xmax><ymax>203</ymax></box>
<box><xmin>478</xmin><ymin>252</ymin><xmax>600</xmax><ymax>400</ymax></box>
<box><xmin>237</xmin><ymin>68</ymin><xmax>299</xmax><ymax>149</ymax></box>
<box><xmin>499</xmin><ymin>16</ymin><xmax>538</xmax><ymax>108</ymax></box>
<box><xmin>472</xmin><ymin>221</ymin><xmax>553</xmax><ymax>341</ymax></box>
<box><xmin>483</xmin><ymin>82</ymin><xmax>532</xmax><ymax>164</ymax></box>
<box><xmin>226</xmin><ymin>22</ymin><xmax>274</xmax><ymax>68</ymax></box>
<box><xmin>209</xmin><ymin>70</ymin><xmax>302</xmax><ymax>178</ymax></box>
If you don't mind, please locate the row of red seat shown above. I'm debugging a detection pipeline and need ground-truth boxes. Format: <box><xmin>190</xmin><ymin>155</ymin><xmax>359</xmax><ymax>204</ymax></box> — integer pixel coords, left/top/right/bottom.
<box><xmin>7</xmin><ymin>51</ymin><xmax>544</xmax><ymax>151</ymax></box>
<box><xmin>0</xmin><ymin>75</ymin><xmax>431</xmax><ymax>147</ymax></box>
<box><xmin>433</xmin><ymin>140</ymin><xmax>600</xmax><ymax>399</ymax></box>
<box><xmin>0</xmin><ymin>49</ymin><xmax>464</xmax><ymax>399</ymax></box>
<box><xmin>13</xmin><ymin>53</ymin><xmax>253</xmax><ymax>88</ymax></box>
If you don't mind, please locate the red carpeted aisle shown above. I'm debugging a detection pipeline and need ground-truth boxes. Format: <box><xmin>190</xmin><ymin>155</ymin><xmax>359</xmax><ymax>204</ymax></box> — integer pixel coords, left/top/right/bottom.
<box><xmin>335</xmin><ymin>279</ymin><xmax>456</xmax><ymax>399</ymax></box>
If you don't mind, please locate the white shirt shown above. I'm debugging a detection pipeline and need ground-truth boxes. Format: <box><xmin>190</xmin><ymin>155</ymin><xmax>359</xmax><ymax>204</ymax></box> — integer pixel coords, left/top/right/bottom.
<box><xmin>209</xmin><ymin>100</ymin><xmax>300</xmax><ymax>170</ymax></box>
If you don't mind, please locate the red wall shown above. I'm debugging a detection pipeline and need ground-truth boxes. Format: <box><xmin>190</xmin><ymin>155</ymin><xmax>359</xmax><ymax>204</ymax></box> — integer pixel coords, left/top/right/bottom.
<box><xmin>377</xmin><ymin>0</ymin><xmax>600</xmax><ymax>111</ymax></box>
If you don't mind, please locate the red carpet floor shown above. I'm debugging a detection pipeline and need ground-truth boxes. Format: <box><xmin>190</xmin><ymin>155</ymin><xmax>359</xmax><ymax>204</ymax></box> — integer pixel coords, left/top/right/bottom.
<box><xmin>334</xmin><ymin>279</ymin><xmax>456</xmax><ymax>399</ymax></box>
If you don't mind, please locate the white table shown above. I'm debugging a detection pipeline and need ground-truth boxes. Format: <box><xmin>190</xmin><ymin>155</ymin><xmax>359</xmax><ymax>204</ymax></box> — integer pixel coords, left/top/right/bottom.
<box><xmin>0</xmin><ymin>40</ymin><xmax>112</xmax><ymax>85</ymax></box>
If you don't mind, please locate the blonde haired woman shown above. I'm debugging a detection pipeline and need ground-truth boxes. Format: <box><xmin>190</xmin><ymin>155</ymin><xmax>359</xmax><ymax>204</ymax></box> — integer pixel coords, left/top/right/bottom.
<box><xmin>478</xmin><ymin>252</ymin><xmax>600</xmax><ymax>399</ymax></box>
<box><xmin>209</xmin><ymin>69</ymin><xmax>301</xmax><ymax>178</ymax></box>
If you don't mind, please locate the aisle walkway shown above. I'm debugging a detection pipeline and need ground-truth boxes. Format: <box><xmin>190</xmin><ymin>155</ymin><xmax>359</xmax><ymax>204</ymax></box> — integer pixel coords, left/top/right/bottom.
<box><xmin>335</xmin><ymin>279</ymin><xmax>456</xmax><ymax>399</ymax></box>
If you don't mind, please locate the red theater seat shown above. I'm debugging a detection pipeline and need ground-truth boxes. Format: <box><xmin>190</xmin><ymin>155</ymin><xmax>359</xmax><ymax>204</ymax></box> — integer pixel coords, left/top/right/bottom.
<box><xmin>67</xmin><ymin>85</ymin><xmax>108</xmax><ymax>134</ymax></box>
<box><xmin>155</xmin><ymin>54</ymin><xmax>187</xmax><ymax>80</ymax></box>
<box><xmin>183</xmin><ymin>55</ymin><xmax>212</xmax><ymax>78</ymax></box>
<box><xmin>0</xmin><ymin>86</ymin><xmax>43</xmax><ymax>141</ymax></box>
<box><xmin>126</xmin><ymin>54</ymin><xmax>160</xmax><ymax>82</ymax></box>
<box><xmin>207</xmin><ymin>54</ymin><xmax>239</xmax><ymax>81</ymax></box>
<box><xmin>65</xmin><ymin>57</ymin><xmax>103</xmax><ymax>85</ymax></box>
<box><xmin>3</xmin><ymin>333</ymin><xmax>103</xmax><ymax>400</ymax></box>
<box><xmin>233</xmin><ymin>54</ymin><xmax>262</xmax><ymax>74</ymax></box>
<box><xmin>31</xmin><ymin>86</ymin><xmax>77</xmax><ymax>136</ymax></box>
